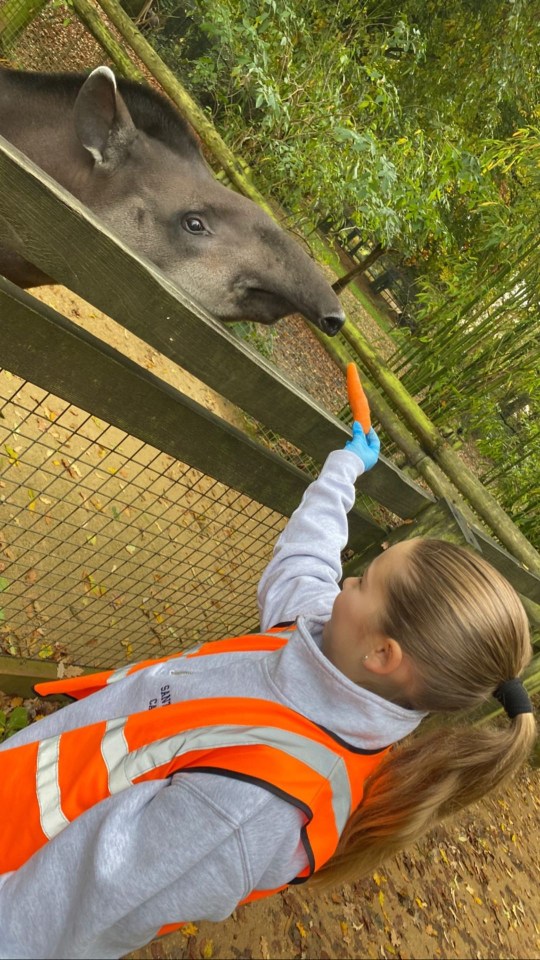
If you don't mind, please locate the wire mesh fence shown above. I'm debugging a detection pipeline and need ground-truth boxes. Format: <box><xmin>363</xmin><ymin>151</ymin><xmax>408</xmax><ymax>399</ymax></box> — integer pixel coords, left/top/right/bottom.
<box><xmin>1</xmin><ymin>0</ymin><xmax>108</xmax><ymax>72</ymax></box>
<box><xmin>0</xmin><ymin>369</ymin><xmax>287</xmax><ymax>670</ymax></box>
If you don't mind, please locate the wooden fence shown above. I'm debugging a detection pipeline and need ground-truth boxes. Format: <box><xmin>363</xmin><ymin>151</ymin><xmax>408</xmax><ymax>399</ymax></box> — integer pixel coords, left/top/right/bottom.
<box><xmin>0</xmin><ymin>133</ymin><xmax>539</xmax><ymax>697</ymax></box>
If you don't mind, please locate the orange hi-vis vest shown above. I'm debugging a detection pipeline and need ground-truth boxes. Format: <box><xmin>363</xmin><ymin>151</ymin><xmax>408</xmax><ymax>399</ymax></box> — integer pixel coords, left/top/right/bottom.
<box><xmin>0</xmin><ymin>627</ymin><xmax>389</xmax><ymax>931</ymax></box>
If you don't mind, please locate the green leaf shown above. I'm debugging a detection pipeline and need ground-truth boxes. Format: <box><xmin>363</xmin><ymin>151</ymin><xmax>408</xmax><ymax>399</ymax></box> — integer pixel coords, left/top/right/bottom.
<box><xmin>5</xmin><ymin>706</ymin><xmax>29</xmax><ymax>738</ymax></box>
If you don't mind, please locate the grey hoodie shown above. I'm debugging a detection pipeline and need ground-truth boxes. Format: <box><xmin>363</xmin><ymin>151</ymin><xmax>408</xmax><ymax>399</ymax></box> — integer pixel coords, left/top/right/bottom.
<box><xmin>0</xmin><ymin>449</ymin><xmax>425</xmax><ymax>958</ymax></box>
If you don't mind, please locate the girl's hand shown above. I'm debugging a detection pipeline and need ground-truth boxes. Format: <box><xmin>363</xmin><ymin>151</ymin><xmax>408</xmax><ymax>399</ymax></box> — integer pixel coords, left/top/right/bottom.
<box><xmin>344</xmin><ymin>422</ymin><xmax>380</xmax><ymax>471</ymax></box>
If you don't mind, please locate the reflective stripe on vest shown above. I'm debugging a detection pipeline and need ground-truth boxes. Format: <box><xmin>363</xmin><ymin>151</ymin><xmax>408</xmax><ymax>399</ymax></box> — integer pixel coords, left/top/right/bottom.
<box><xmin>1</xmin><ymin>627</ymin><xmax>389</xmax><ymax>898</ymax></box>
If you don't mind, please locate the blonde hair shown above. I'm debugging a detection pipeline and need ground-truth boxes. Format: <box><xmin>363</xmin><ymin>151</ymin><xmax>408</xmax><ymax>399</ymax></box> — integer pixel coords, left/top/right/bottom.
<box><xmin>314</xmin><ymin>539</ymin><xmax>536</xmax><ymax>887</ymax></box>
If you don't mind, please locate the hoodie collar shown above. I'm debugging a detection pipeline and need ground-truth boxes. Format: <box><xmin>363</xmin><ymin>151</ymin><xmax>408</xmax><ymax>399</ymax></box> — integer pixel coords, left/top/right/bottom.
<box><xmin>264</xmin><ymin>616</ymin><xmax>427</xmax><ymax>752</ymax></box>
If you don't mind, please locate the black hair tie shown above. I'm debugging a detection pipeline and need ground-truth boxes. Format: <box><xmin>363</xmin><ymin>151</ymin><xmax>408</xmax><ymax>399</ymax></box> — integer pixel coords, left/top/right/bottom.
<box><xmin>493</xmin><ymin>678</ymin><xmax>533</xmax><ymax>719</ymax></box>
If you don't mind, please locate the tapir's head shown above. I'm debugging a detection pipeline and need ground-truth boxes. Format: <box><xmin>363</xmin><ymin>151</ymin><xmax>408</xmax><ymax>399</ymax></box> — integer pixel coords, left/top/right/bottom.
<box><xmin>74</xmin><ymin>67</ymin><xmax>345</xmax><ymax>336</ymax></box>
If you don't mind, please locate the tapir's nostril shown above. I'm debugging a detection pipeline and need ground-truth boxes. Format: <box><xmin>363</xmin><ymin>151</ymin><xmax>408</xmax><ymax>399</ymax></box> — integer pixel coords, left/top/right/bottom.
<box><xmin>319</xmin><ymin>313</ymin><xmax>345</xmax><ymax>337</ymax></box>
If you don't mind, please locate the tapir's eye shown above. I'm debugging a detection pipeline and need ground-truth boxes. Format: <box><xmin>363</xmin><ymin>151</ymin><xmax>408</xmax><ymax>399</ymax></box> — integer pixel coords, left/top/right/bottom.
<box><xmin>182</xmin><ymin>214</ymin><xmax>208</xmax><ymax>235</ymax></box>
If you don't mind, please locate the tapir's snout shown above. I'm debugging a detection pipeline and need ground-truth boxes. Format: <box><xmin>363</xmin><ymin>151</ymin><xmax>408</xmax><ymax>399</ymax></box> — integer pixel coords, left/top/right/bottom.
<box><xmin>318</xmin><ymin>311</ymin><xmax>346</xmax><ymax>337</ymax></box>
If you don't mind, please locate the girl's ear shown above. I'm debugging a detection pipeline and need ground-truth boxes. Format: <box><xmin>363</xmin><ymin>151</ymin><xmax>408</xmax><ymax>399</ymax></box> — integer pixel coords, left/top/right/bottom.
<box><xmin>364</xmin><ymin>637</ymin><xmax>403</xmax><ymax>676</ymax></box>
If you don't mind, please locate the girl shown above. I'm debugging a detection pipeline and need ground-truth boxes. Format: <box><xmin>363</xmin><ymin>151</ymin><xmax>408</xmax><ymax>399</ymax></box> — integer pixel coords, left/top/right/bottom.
<box><xmin>0</xmin><ymin>423</ymin><xmax>535</xmax><ymax>959</ymax></box>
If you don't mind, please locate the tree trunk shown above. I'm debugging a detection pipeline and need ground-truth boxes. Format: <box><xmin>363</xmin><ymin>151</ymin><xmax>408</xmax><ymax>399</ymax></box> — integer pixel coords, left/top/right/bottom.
<box><xmin>332</xmin><ymin>243</ymin><xmax>385</xmax><ymax>295</ymax></box>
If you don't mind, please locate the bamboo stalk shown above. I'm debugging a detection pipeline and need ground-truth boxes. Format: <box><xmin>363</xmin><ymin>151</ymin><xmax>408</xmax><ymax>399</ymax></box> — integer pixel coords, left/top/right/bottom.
<box><xmin>309</xmin><ymin>326</ymin><xmax>482</xmax><ymax>524</ymax></box>
<box><xmin>394</xmin><ymin>241</ymin><xmax>540</xmax><ymax>380</ymax></box>
<box><xmin>93</xmin><ymin>0</ymin><xmax>276</xmax><ymax>218</ymax></box>
<box><xmin>340</xmin><ymin>321</ymin><xmax>540</xmax><ymax>575</ymax></box>
<box><xmin>71</xmin><ymin>0</ymin><xmax>144</xmax><ymax>81</ymax></box>
<box><xmin>400</xmin><ymin>244</ymin><xmax>540</xmax><ymax>391</ymax></box>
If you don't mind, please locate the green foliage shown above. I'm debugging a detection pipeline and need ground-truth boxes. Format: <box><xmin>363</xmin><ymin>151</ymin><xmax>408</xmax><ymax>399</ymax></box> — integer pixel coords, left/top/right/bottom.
<box><xmin>155</xmin><ymin>0</ymin><xmax>512</xmax><ymax>260</ymax></box>
<box><xmin>151</xmin><ymin>0</ymin><xmax>540</xmax><ymax>547</ymax></box>
<box><xmin>0</xmin><ymin>705</ymin><xmax>29</xmax><ymax>742</ymax></box>
<box><xmin>389</xmin><ymin>224</ymin><xmax>540</xmax><ymax>546</ymax></box>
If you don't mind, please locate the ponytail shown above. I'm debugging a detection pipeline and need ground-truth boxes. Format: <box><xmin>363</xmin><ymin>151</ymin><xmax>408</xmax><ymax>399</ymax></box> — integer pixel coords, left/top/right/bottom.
<box><xmin>313</xmin><ymin>712</ymin><xmax>536</xmax><ymax>887</ymax></box>
<box><xmin>313</xmin><ymin>539</ymin><xmax>536</xmax><ymax>888</ymax></box>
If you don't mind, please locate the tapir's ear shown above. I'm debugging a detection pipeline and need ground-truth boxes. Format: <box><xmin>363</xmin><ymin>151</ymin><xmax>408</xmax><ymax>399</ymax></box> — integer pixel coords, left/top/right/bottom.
<box><xmin>74</xmin><ymin>66</ymin><xmax>136</xmax><ymax>167</ymax></box>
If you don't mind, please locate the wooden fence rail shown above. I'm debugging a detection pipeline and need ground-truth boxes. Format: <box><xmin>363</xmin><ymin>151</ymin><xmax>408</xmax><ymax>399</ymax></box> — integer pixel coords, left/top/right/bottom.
<box><xmin>1</xmin><ymin>134</ymin><xmax>540</xmax><ymax>614</ymax></box>
<box><xmin>0</xmin><ymin>276</ymin><xmax>385</xmax><ymax>545</ymax></box>
<box><xmin>0</xmin><ymin>132</ymin><xmax>432</xmax><ymax>525</ymax></box>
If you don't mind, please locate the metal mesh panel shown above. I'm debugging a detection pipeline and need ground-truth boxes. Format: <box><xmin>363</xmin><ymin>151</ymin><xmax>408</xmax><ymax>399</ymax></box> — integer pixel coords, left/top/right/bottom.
<box><xmin>0</xmin><ymin>370</ymin><xmax>287</xmax><ymax>670</ymax></box>
<box><xmin>1</xmin><ymin>1</ymin><xmax>111</xmax><ymax>72</ymax></box>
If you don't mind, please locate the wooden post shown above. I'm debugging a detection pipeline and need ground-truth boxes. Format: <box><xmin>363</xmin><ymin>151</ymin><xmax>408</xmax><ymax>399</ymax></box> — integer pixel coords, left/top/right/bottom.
<box><xmin>332</xmin><ymin>243</ymin><xmax>385</xmax><ymax>295</ymax></box>
<box><xmin>0</xmin><ymin>655</ymin><xmax>89</xmax><ymax>699</ymax></box>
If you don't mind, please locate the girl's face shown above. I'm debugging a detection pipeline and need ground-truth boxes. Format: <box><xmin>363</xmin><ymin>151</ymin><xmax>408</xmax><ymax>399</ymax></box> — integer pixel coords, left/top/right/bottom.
<box><xmin>321</xmin><ymin>539</ymin><xmax>417</xmax><ymax>685</ymax></box>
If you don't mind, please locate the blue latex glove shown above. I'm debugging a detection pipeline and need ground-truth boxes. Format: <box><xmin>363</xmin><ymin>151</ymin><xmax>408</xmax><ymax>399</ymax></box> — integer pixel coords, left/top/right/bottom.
<box><xmin>344</xmin><ymin>422</ymin><xmax>380</xmax><ymax>471</ymax></box>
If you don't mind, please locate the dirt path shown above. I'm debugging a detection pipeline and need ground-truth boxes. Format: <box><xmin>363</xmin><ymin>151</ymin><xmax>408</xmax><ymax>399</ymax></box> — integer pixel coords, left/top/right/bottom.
<box><xmin>122</xmin><ymin>755</ymin><xmax>539</xmax><ymax>960</ymax></box>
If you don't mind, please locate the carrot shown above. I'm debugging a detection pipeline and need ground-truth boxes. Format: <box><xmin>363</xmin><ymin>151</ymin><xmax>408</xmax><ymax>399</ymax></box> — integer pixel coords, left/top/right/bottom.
<box><xmin>346</xmin><ymin>362</ymin><xmax>371</xmax><ymax>434</ymax></box>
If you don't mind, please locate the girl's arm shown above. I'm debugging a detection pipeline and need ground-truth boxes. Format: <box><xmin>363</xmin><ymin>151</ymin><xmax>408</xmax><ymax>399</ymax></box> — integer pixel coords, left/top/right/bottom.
<box><xmin>258</xmin><ymin>448</ymin><xmax>366</xmax><ymax>631</ymax></box>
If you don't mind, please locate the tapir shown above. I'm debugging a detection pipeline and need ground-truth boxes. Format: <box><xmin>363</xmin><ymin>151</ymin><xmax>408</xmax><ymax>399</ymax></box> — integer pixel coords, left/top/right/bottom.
<box><xmin>0</xmin><ymin>66</ymin><xmax>345</xmax><ymax>335</ymax></box>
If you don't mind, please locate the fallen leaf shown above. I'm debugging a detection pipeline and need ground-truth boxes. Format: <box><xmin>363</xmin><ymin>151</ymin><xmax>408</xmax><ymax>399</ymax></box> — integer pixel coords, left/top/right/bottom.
<box><xmin>84</xmin><ymin>574</ymin><xmax>107</xmax><ymax>598</ymax></box>
<box><xmin>3</xmin><ymin>444</ymin><xmax>20</xmax><ymax>465</ymax></box>
<box><xmin>120</xmin><ymin>640</ymin><xmax>133</xmax><ymax>658</ymax></box>
<box><xmin>259</xmin><ymin>936</ymin><xmax>271</xmax><ymax>960</ymax></box>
